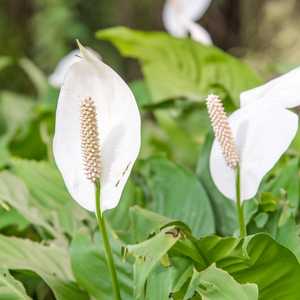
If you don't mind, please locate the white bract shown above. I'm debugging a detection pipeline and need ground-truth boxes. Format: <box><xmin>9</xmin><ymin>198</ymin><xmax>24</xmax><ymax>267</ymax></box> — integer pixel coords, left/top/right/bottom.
<box><xmin>49</xmin><ymin>48</ymin><xmax>102</xmax><ymax>88</ymax></box>
<box><xmin>53</xmin><ymin>43</ymin><xmax>141</xmax><ymax>212</ymax></box>
<box><xmin>163</xmin><ymin>0</ymin><xmax>212</xmax><ymax>45</ymax></box>
<box><xmin>49</xmin><ymin>50</ymin><xmax>82</xmax><ymax>88</ymax></box>
<box><xmin>210</xmin><ymin>67</ymin><xmax>300</xmax><ymax>201</ymax></box>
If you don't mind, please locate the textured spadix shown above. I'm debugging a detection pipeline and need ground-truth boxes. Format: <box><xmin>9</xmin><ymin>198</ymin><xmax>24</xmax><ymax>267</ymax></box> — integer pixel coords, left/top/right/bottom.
<box><xmin>53</xmin><ymin>43</ymin><xmax>141</xmax><ymax>212</ymax></box>
<box><xmin>163</xmin><ymin>0</ymin><xmax>212</xmax><ymax>45</ymax></box>
<box><xmin>207</xmin><ymin>94</ymin><xmax>239</xmax><ymax>169</ymax></box>
<box><xmin>209</xmin><ymin>80</ymin><xmax>299</xmax><ymax>202</ymax></box>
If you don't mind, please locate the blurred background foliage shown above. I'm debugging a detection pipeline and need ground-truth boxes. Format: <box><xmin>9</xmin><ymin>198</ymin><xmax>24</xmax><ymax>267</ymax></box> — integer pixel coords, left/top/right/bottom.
<box><xmin>2</xmin><ymin>0</ymin><xmax>300</xmax><ymax>94</ymax></box>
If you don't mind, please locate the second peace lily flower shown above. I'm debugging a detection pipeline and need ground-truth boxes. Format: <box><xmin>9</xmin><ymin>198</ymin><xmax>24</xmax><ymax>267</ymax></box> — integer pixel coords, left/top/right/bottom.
<box><xmin>208</xmin><ymin>67</ymin><xmax>300</xmax><ymax>204</ymax></box>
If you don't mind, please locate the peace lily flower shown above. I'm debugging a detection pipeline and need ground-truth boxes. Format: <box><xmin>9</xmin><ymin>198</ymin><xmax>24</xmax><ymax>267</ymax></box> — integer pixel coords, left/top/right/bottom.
<box><xmin>53</xmin><ymin>42</ymin><xmax>141</xmax><ymax>212</ymax></box>
<box><xmin>49</xmin><ymin>48</ymin><xmax>102</xmax><ymax>88</ymax></box>
<box><xmin>208</xmin><ymin>67</ymin><xmax>300</xmax><ymax>203</ymax></box>
<box><xmin>163</xmin><ymin>0</ymin><xmax>213</xmax><ymax>45</ymax></box>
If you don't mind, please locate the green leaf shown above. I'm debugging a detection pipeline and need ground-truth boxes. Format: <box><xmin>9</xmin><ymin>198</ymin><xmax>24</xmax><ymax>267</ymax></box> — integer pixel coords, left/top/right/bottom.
<box><xmin>0</xmin><ymin>235</ymin><xmax>88</xmax><ymax>300</ymax></box>
<box><xmin>195</xmin><ymin>234</ymin><xmax>300</xmax><ymax>299</ymax></box>
<box><xmin>0</xmin><ymin>208</ymin><xmax>28</xmax><ymax>231</ymax></box>
<box><xmin>106</xmin><ymin>180</ymin><xmax>144</xmax><ymax>242</ymax></box>
<box><xmin>140</xmin><ymin>157</ymin><xmax>215</xmax><ymax>237</ymax></box>
<box><xmin>264</xmin><ymin>158</ymin><xmax>299</xmax><ymax>213</ymax></box>
<box><xmin>0</xmin><ymin>171</ymin><xmax>57</xmax><ymax>237</ymax></box>
<box><xmin>0</xmin><ymin>268</ymin><xmax>31</xmax><ymax>300</ymax></box>
<box><xmin>196</xmin><ymin>132</ymin><xmax>236</xmax><ymax>235</ymax></box>
<box><xmin>70</xmin><ymin>232</ymin><xmax>133</xmax><ymax>300</ymax></box>
<box><xmin>97</xmin><ymin>27</ymin><xmax>261</xmax><ymax>105</ymax></box>
<box><xmin>129</xmin><ymin>80</ymin><xmax>152</xmax><ymax>107</ymax></box>
<box><xmin>0</xmin><ymin>91</ymin><xmax>35</xmax><ymax>135</ymax></box>
<box><xmin>125</xmin><ymin>226</ymin><xmax>181</xmax><ymax>298</ymax></box>
<box><xmin>184</xmin><ymin>264</ymin><xmax>258</xmax><ymax>300</ymax></box>
<box><xmin>10</xmin><ymin>159</ymin><xmax>91</xmax><ymax>237</ymax></box>
<box><xmin>253</xmin><ymin>212</ymin><xmax>269</xmax><ymax>228</ymax></box>
<box><xmin>0</xmin><ymin>57</ymin><xmax>12</xmax><ymax>72</ymax></box>
<box><xmin>145</xmin><ymin>257</ymin><xmax>193</xmax><ymax>300</ymax></box>
<box><xmin>19</xmin><ymin>58</ymin><xmax>48</xmax><ymax>99</ymax></box>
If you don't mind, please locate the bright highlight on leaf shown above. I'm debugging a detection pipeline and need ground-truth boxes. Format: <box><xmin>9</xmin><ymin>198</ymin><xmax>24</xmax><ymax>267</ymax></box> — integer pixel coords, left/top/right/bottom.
<box><xmin>53</xmin><ymin>42</ymin><xmax>141</xmax><ymax>212</ymax></box>
<box><xmin>209</xmin><ymin>68</ymin><xmax>300</xmax><ymax>202</ymax></box>
<box><xmin>163</xmin><ymin>0</ymin><xmax>212</xmax><ymax>44</ymax></box>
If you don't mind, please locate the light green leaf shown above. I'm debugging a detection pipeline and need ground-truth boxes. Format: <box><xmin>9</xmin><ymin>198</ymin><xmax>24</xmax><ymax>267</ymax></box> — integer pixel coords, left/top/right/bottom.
<box><xmin>0</xmin><ymin>268</ymin><xmax>31</xmax><ymax>300</ymax></box>
<box><xmin>10</xmin><ymin>159</ymin><xmax>92</xmax><ymax>237</ymax></box>
<box><xmin>184</xmin><ymin>264</ymin><xmax>258</xmax><ymax>300</ymax></box>
<box><xmin>140</xmin><ymin>157</ymin><xmax>215</xmax><ymax>237</ymax></box>
<box><xmin>70</xmin><ymin>232</ymin><xmax>133</xmax><ymax>300</ymax></box>
<box><xmin>196</xmin><ymin>234</ymin><xmax>300</xmax><ymax>299</ymax></box>
<box><xmin>97</xmin><ymin>27</ymin><xmax>261</xmax><ymax>105</ymax></box>
<box><xmin>0</xmin><ymin>171</ymin><xmax>57</xmax><ymax>237</ymax></box>
<box><xmin>0</xmin><ymin>235</ymin><xmax>88</xmax><ymax>300</ymax></box>
<box><xmin>19</xmin><ymin>58</ymin><xmax>48</xmax><ymax>99</ymax></box>
<box><xmin>146</xmin><ymin>257</ymin><xmax>193</xmax><ymax>300</ymax></box>
<box><xmin>0</xmin><ymin>57</ymin><xmax>12</xmax><ymax>71</ymax></box>
<box><xmin>264</xmin><ymin>158</ymin><xmax>299</xmax><ymax>213</ymax></box>
<box><xmin>0</xmin><ymin>92</ymin><xmax>35</xmax><ymax>134</ymax></box>
<box><xmin>126</xmin><ymin>226</ymin><xmax>181</xmax><ymax>298</ymax></box>
<box><xmin>0</xmin><ymin>208</ymin><xmax>28</xmax><ymax>231</ymax></box>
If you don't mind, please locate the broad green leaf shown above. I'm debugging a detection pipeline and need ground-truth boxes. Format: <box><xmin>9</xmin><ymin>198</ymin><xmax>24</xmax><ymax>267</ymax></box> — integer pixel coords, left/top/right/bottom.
<box><xmin>129</xmin><ymin>205</ymin><xmax>174</xmax><ymax>242</ymax></box>
<box><xmin>0</xmin><ymin>268</ymin><xmax>31</xmax><ymax>300</ymax></box>
<box><xmin>184</xmin><ymin>264</ymin><xmax>258</xmax><ymax>300</ymax></box>
<box><xmin>196</xmin><ymin>132</ymin><xmax>237</xmax><ymax>235</ymax></box>
<box><xmin>195</xmin><ymin>234</ymin><xmax>300</xmax><ymax>299</ymax></box>
<box><xmin>10</xmin><ymin>159</ymin><xmax>92</xmax><ymax>237</ymax></box>
<box><xmin>140</xmin><ymin>157</ymin><xmax>215</xmax><ymax>237</ymax></box>
<box><xmin>0</xmin><ymin>57</ymin><xmax>12</xmax><ymax>72</ymax></box>
<box><xmin>129</xmin><ymin>80</ymin><xmax>152</xmax><ymax>107</ymax></box>
<box><xmin>264</xmin><ymin>158</ymin><xmax>299</xmax><ymax>212</ymax></box>
<box><xmin>19</xmin><ymin>58</ymin><xmax>48</xmax><ymax>99</ymax></box>
<box><xmin>0</xmin><ymin>171</ymin><xmax>57</xmax><ymax>237</ymax></box>
<box><xmin>97</xmin><ymin>27</ymin><xmax>261</xmax><ymax>105</ymax></box>
<box><xmin>0</xmin><ymin>208</ymin><xmax>28</xmax><ymax>231</ymax></box>
<box><xmin>126</xmin><ymin>226</ymin><xmax>181</xmax><ymax>298</ymax></box>
<box><xmin>70</xmin><ymin>232</ymin><xmax>133</xmax><ymax>300</ymax></box>
<box><xmin>106</xmin><ymin>180</ymin><xmax>144</xmax><ymax>242</ymax></box>
<box><xmin>146</xmin><ymin>257</ymin><xmax>193</xmax><ymax>300</ymax></box>
<box><xmin>0</xmin><ymin>235</ymin><xmax>88</xmax><ymax>300</ymax></box>
<box><xmin>276</xmin><ymin>216</ymin><xmax>300</xmax><ymax>262</ymax></box>
<box><xmin>0</xmin><ymin>92</ymin><xmax>35</xmax><ymax>134</ymax></box>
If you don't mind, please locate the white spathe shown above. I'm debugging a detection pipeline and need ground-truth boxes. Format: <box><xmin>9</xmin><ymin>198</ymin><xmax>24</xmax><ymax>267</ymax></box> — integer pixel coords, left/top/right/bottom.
<box><xmin>49</xmin><ymin>50</ymin><xmax>82</xmax><ymax>88</ymax></box>
<box><xmin>53</xmin><ymin>43</ymin><xmax>141</xmax><ymax>212</ymax></box>
<box><xmin>49</xmin><ymin>48</ymin><xmax>102</xmax><ymax>88</ymax></box>
<box><xmin>163</xmin><ymin>0</ymin><xmax>212</xmax><ymax>45</ymax></box>
<box><xmin>210</xmin><ymin>67</ymin><xmax>300</xmax><ymax>201</ymax></box>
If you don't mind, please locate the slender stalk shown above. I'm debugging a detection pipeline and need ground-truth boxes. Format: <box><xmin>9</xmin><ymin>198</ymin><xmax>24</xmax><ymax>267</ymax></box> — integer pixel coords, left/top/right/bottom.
<box><xmin>95</xmin><ymin>180</ymin><xmax>122</xmax><ymax>300</ymax></box>
<box><xmin>235</xmin><ymin>165</ymin><xmax>246</xmax><ymax>238</ymax></box>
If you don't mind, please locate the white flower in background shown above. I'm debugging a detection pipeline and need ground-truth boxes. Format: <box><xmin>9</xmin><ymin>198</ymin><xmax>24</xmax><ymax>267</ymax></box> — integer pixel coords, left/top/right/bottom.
<box><xmin>163</xmin><ymin>0</ymin><xmax>212</xmax><ymax>45</ymax></box>
<box><xmin>53</xmin><ymin>42</ymin><xmax>141</xmax><ymax>212</ymax></box>
<box><xmin>49</xmin><ymin>48</ymin><xmax>102</xmax><ymax>88</ymax></box>
<box><xmin>209</xmin><ymin>67</ymin><xmax>300</xmax><ymax>202</ymax></box>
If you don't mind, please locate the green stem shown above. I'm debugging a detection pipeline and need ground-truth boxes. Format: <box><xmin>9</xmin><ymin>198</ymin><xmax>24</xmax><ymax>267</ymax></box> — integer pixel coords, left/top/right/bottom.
<box><xmin>95</xmin><ymin>180</ymin><xmax>122</xmax><ymax>300</ymax></box>
<box><xmin>236</xmin><ymin>166</ymin><xmax>246</xmax><ymax>238</ymax></box>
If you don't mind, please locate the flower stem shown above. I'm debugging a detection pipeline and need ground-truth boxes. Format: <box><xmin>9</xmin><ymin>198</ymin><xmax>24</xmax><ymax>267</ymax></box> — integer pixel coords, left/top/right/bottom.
<box><xmin>236</xmin><ymin>166</ymin><xmax>246</xmax><ymax>238</ymax></box>
<box><xmin>95</xmin><ymin>180</ymin><xmax>122</xmax><ymax>300</ymax></box>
